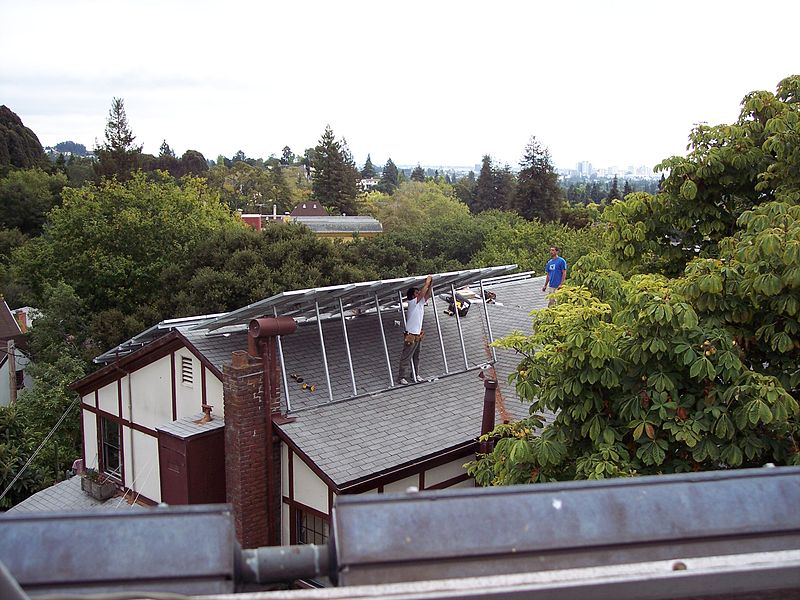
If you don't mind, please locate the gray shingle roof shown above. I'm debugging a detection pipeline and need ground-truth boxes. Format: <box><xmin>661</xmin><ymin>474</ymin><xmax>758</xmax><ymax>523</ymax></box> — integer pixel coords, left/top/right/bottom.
<box><xmin>274</xmin><ymin>276</ymin><xmax>551</xmax><ymax>488</ymax></box>
<box><xmin>87</xmin><ymin>275</ymin><xmax>551</xmax><ymax>490</ymax></box>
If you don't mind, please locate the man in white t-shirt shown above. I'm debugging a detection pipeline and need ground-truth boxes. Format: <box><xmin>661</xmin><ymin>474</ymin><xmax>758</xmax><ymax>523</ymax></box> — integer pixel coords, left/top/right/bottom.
<box><xmin>398</xmin><ymin>274</ymin><xmax>433</xmax><ymax>385</ymax></box>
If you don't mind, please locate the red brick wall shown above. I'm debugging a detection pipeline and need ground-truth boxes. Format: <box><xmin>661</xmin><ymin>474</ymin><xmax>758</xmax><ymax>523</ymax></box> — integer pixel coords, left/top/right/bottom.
<box><xmin>223</xmin><ymin>351</ymin><xmax>268</xmax><ymax>548</ymax></box>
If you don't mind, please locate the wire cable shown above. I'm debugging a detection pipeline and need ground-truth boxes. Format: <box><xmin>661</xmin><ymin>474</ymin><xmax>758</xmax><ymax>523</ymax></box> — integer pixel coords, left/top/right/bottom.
<box><xmin>0</xmin><ymin>396</ymin><xmax>80</xmax><ymax>503</ymax></box>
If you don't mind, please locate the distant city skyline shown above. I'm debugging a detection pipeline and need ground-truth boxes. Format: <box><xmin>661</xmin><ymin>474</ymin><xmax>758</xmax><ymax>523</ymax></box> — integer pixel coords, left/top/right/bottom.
<box><xmin>2</xmin><ymin>1</ymin><xmax>798</xmax><ymax>173</ymax></box>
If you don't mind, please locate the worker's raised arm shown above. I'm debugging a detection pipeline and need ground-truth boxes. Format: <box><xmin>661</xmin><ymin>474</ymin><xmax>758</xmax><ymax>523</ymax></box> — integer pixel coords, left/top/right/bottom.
<box><xmin>420</xmin><ymin>275</ymin><xmax>433</xmax><ymax>300</ymax></box>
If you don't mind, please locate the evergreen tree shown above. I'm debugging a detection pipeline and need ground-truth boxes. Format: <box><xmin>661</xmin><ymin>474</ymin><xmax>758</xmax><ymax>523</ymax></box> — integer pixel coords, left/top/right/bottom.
<box><xmin>377</xmin><ymin>158</ymin><xmax>399</xmax><ymax>194</ymax></box>
<box><xmin>609</xmin><ymin>175</ymin><xmax>621</xmax><ymax>200</ymax></box>
<box><xmin>472</xmin><ymin>155</ymin><xmax>495</xmax><ymax>213</ymax></box>
<box><xmin>472</xmin><ymin>155</ymin><xmax>511</xmax><ymax>213</ymax></box>
<box><xmin>361</xmin><ymin>154</ymin><xmax>376</xmax><ymax>178</ymax></box>
<box><xmin>311</xmin><ymin>126</ymin><xmax>359</xmax><ymax>215</ymax></box>
<box><xmin>410</xmin><ymin>164</ymin><xmax>426</xmax><ymax>181</ymax></box>
<box><xmin>156</xmin><ymin>140</ymin><xmax>179</xmax><ymax>175</ymax></box>
<box><xmin>513</xmin><ymin>137</ymin><xmax>562</xmax><ymax>222</ymax></box>
<box><xmin>94</xmin><ymin>97</ymin><xmax>142</xmax><ymax>181</ymax></box>
<box><xmin>622</xmin><ymin>179</ymin><xmax>632</xmax><ymax>197</ymax></box>
<box><xmin>159</xmin><ymin>140</ymin><xmax>176</xmax><ymax>158</ymax></box>
<box><xmin>281</xmin><ymin>146</ymin><xmax>294</xmax><ymax>165</ymax></box>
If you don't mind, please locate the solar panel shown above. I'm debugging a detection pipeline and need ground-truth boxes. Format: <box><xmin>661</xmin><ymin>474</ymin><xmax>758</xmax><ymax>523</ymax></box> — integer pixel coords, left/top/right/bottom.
<box><xmin>197</xmin><ymin>265</ymin><xmax>517</xmax><ymax>332</ymax></box>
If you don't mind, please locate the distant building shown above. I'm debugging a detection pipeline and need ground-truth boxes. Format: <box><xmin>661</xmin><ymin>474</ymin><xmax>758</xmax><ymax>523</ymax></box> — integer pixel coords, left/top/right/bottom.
<box><xmin>0</xmin><ymin>301</ymin><xmax>37</xmax><ymax>406</ymax></box>
<box><xmin>290</xmin><ymin>202</ymin><xmax>327</xmax><ymax>217</ymax></box>
<box><xmin>358</xmin><ymin>178</ymin><xmax>380</xmax><ymax>191</ymax></box>
<box><xmin>292</xmin><ymin>215</ymin><xmax>383</xmax><ymax>241</ymax></box>
<box><xmin>240</xmin><ymin>202</ymin><xmax>383</xmax><ymax>242</ymax></box>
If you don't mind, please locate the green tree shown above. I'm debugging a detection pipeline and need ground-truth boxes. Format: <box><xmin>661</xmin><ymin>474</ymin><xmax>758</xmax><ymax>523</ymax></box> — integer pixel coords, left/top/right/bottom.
<box><xmin>608</xmin><ymin>175</ymin><xmax>621</xmax><ymax>200</ymax></box>
<box><xmin>93</xmin><ymin>97</ymin><xmax>142</xmax><ymax>181</ymax></box>
<box><xmin>11</xmin><ymin>173</ymin><xmax>239</xmax><ymax>324</ymax></box>
<box><xmin>0</xmin><ymin>282</ymin><xmax>90</xmax><ymax>507</ymax></box>
<box><xmin>311</xmin><ymin>126</ymin><xmax>359</xmax><ymax>215</ymax></box>
<box><xmin>361</xmin><ymin>154</ymin><xmax>376</xmax><ymax>178</ymax></box>
<box><xmin>177</xmin><ymin>149</ymin><xmax>209</xmax><ymax>177</ymax></box>
<box><xmin>623</xmin><ymin>179</ymin><xmax>633</xmax><ymax>197</ymax></box>
<box><xmin>155</xmin><ymin>140</ymin><xmax>180</xmax><ymax>175</ymax></box>
<box><xmin>376</xmin><ymin>158</ymin><xmax>399</xmax><ymax>194</ymax></box>
<box><xmin>472</xmin><ymin>155</ymin><xmax>510</xmax><ymax>213</ymax></box>
<box><xmin>54</xmin><ymin>141</ymin><xmax>88</xmax><ymax>156</ymax></box>
<box><xmin>64</xmin><ymin>155</ymin><xmax>95</xmax><ymax>187</ymax></box>
<box><xmin>0</xmin><ymin>105</ymin><xmax>48</xmax><ymax>169</ymax></box>
<box><xmin>466</xmin><ymin>76</ymin><xmax>800</xmax><ymax>486</ymax></box>
<box><xmin>410</xmin><ymin>164</ymin><xmax>426</xmax><ymax>182</ymax></box>
<box><xmin>281</xmin><ymin>146</ymin><xmax>294</xmax><ymax>165</ymax></box>
<box><xmin>163</xmin><ymin>222</ymin><xmax>369</xmax><ymax>316</ymax></box>
<box><xmin>604</xmin><ymin>75</ymin><xmax>800</xmax><ymax>276</ymax></box>
<box><xmin>360</xmin><ymin>180</ymin><xmax>470</xmax><ymax>233</ymax></box>
<box><xmin>512</xmin><ymin>136</ymin><xmax>562</xmax><ymax>222</ymax></box>
<box><xmin>453</xmin><ymin>171</ymin><xmax>476</xmax><ymax>207</ymax></box>
<box><xmin>468</xmin><ymin>265</ymin><xmax>799</xmax><ymax>486</ymax></box>
<box><xmin>0</xmin><ymin>168</ymin><xmax>67</xmax><ymax>235</ymax></box>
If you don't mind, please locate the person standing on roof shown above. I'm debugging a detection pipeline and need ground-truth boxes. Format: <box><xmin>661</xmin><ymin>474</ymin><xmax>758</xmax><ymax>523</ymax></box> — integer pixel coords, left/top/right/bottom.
<box><xmin>399</xmin><ymin>274</ymin><xmax>433</xmax><ymax>385</ymax></box>
<box><xmin>542</xmin><ymin>246</ymin><xmax>567</xmax><ymax>307</ymax></box>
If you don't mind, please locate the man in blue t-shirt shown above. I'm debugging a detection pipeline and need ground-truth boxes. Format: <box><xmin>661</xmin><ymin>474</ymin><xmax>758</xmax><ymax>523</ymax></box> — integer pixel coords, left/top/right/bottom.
<box><xmin>542</xmin><ymin>246</ymin><xmax>567</xmax><ymax>306</ymax></box>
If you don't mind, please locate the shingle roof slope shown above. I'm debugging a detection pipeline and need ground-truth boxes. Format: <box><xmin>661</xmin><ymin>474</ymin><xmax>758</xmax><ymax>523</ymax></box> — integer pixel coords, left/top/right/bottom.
<box><xmin>0</xmin><ymin>299</ymin><xmax>22</xmax><ymax>341</ymax></box>
<box><xmin>88</xmin><ymin>275</ymin><xmax>551</xmax><ymax>489</ymax></box>
<box><xmin>275</xmin><ymin>276</ymin><xmax>550</xmax><ymax>488</ymax></box>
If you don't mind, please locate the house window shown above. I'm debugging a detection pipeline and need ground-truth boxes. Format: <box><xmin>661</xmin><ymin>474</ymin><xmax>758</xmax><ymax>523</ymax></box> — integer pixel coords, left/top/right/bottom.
<box><xmin>297</xmin><ymin>509</ymin><xmax>329</xmax><ymax>545</ymax></box>
<box><xmin>15</xmin><ymin>370</ymin><xmax>24</xmax><ymax>389</ymax></box>
<box><xmin>101</xmin><ymin>417</ymin><xmax>121</xmax><ymax>478</ymax></box>
<box><xmin>181</xmin><ymin>356</ymin><xmax>193</xmax><ymax>386</ymax></box>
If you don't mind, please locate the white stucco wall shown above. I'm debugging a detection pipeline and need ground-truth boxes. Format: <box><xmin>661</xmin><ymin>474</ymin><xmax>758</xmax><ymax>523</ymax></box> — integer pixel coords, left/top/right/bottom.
<box><xmin>96</xmin><ymin>381</ymin><xmax>118</xmax><ymax>416</ymax></box>
<box><xmin>383</xmin><ymin>474</ymin><xmax>419</xmax><ymax>494</ymax></box>
<box><xmin>281</xmin><ymin>443</ymin><xmax>290</xmax><ymax>544</ymax></box>
<box><xmin>446</xmin><ymin>478</ymin><xmax>475</xmax><ymax>490</ymax></box>
<box><xmin>123</xmin><ymin>430</ymin><xmax>161</xmax><ymax>501</ymax></box>
<box><xmin>293</xmin><ymin>455</ymin><xmax>328</xmax><ymax>515</ymax></box>
<box><xmin>0</xmin><ymin>361</ymin><xmax>10</xmax><ymax>407</ymax></box>
<box><xmin>82</xmin><ymin>407</ymin><xmax>99</xmax><ymax>468</ymax></box>
<box><xmin>424</xmin><ymin>456</ymin><xmax>472</xmax><ymax>488</ymax></box>
<box><xmin>204</xmin><ymin>372</ymin><xmax>224</xmax><ymax>418</ymax></box>
<box><xmin>130</xmin><ymin>356</ymin><xmax>173</xmax><ymax>429</ymax></box>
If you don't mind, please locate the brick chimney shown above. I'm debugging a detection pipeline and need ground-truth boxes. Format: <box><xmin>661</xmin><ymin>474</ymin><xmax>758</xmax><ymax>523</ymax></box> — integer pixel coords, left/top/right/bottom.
<box><xmin>223</xmin><ymin>350</ymin><xmax>269</xmax><ymax>548</ymax></box>
<box><xmin>224</xmin><ymin>318</ymin><xmax>296</xmax><ymax>549</ymax></box>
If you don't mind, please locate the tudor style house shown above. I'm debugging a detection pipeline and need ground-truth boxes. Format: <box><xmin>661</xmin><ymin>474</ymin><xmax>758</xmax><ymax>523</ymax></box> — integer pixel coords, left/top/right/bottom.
<box><xmin>71</xmin><ymin>267</ymin><xmax>546</xmax><ymax>549</ymax></box>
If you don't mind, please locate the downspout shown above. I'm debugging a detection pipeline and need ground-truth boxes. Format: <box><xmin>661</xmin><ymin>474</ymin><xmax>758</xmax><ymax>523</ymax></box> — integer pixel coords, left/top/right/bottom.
<box><xmin>128</xmin><ymin>371</ymin><xmax>134</xmax><ymax>491</ymax></box>
<box><xmin>249</xmin><ymin>317</ymin><xmax>297</xmax><ymax>547</ymax></box>
<box><xmin>479</xmin><ymin>378</ymin><xmax>497</xmax><ymax>454</ymax></box>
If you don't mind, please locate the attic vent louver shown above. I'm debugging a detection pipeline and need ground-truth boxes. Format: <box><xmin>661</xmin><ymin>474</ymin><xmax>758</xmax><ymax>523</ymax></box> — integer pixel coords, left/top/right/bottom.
<box><xmin>181</xmin><ymin>356</ymin><xmax>194</xmax><ymax>386</ymax></box>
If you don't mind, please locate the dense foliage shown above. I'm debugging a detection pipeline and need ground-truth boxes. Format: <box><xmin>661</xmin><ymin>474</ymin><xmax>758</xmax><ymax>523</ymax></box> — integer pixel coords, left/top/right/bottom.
<box><xmin>0</xmin><ymin>105</ymin><xmax>48</xmax><ymax>170</ymax></box>
<box><xmin>468</xmin><ymin>75</ymin><xmax>800</xmax><ymax>485</ymax></box>
<box><xmin>6</xmin><ymin>77</ymin><xmax>794</xmax><ymax>505</ymax></box>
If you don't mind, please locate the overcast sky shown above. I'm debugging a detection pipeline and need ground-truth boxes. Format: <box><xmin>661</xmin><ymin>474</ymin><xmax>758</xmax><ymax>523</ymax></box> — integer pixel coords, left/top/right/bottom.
<box><xmin>2</xmin><ymin>0</ymin><xmax>798</xmax><ymax>171</ymax></box>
